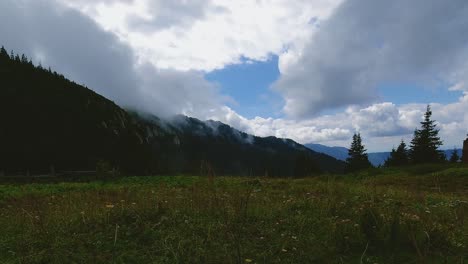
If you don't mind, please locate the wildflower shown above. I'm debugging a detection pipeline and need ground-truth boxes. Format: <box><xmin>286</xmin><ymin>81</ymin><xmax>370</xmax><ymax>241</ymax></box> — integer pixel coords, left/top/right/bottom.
<box><xmin>105</xmin><ymin>204</ymin><xmax>115</xmax><ymax>208</ymax></box>
<box><xmin>402</xmin><ymin>212</ymin><xmax>420</xmax><ymax>221</ymax></box>
<box><xmin>291</xmin><ymin>236</ymin><xmax>297</xmax><ymax>240</ymax></box>
<box><xmin>281</xmin><ymin>249</ymin><xmax>288</xmax><ymax>252</ymax></box>
<box><xmin>80</xmin><ymin>211</ymin><xmax>85</xmax><ymax>215</ymax></box>
<box><xmin>245</xmin><ymin>259</ymin><xmax>253</xmax><ymax>263</ymax></box>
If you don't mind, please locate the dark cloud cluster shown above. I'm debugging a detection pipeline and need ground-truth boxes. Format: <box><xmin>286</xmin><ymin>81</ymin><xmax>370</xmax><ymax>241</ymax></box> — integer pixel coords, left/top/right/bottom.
<box><xmin>274</xmin><ymin>0</ymin><xmax>468</xmax><ymax>119</ymax></box>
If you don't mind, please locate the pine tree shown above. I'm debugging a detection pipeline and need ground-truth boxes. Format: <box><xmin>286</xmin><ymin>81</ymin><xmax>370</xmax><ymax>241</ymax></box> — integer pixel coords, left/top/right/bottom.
<box><xmin>21</xmin><ymin>54</ymin><xmax>28</xmax><ymax>64</ymax></box>
<box><xmin>0</xmin><ymin>46</ymin><xmax>8</xmax><ymax>59</ymax></box>
<box><xmin>385</xmin><ymin>140</ymin><xmax>409</xmax><ymax>167</ymax></box>
<box><xmin>346</xmin><ymin>133</ymin><xmax>372</xmax><ymax>172</ymax></box>
<box><xmin>449</xmin><ymin>148</ymin><xmax>460</xmax><ymax>163</ymax></box>
<box><xmin>409</xmin><ymin>105</ymin><xmax>444</xmax><ymax>164</ymax></box>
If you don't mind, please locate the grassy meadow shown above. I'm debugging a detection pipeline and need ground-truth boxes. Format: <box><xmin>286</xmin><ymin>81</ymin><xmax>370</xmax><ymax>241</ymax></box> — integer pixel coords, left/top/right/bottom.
<box><xmin>0</xmin><ymin>165</ymin><xmax>467</xmax><ymax>263</ymax></box>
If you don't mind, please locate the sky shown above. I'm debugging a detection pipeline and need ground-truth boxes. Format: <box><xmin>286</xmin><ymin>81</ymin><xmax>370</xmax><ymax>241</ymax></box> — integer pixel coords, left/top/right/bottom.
<box><xmin>1</xmin><ymin>0</ymin><xmax>468</xmax><ymax>152</ymax></box>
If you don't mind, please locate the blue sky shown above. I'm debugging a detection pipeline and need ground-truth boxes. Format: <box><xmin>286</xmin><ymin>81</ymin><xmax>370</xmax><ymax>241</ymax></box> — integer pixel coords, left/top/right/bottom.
<box><xmin>377</xmin><ymin>82</ymin><xmax>463</xmax><ymax>105</ymax></box>
<box><xmin>207</xmin><ymin>59</ymin><xmax>464</xmax><ymax>119</ymax></box>
<box><xmin>206</xmin><ymin>56</ymin><xmax>283</xmax><ymax>119</ymax></box>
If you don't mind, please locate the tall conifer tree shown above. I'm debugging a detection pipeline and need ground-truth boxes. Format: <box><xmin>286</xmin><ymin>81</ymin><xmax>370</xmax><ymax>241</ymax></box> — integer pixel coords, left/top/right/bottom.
<box><xmin>346</xmin><ymin>133</ymin><xmax>372</xmax><ymax>172</ymax></box>
<box><xmin>409</xmin><ymin>105</ymin><xmax>444</xmax><ymax>163</ymax></box>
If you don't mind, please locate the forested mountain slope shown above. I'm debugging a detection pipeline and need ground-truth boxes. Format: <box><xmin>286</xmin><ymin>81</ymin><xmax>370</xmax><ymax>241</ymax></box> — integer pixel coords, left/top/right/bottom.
<box><xmin>0</xmin><ymin>47</ymin><xmax>345</xmax><ymax>176</ymax></box>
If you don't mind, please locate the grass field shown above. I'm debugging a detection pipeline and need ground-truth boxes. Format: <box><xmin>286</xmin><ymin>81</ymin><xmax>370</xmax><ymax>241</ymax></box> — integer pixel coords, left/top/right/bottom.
<box><xmin>0</xmin><ymin>165</ymin><xmax>467</xmax><ymax>263</ymax></box>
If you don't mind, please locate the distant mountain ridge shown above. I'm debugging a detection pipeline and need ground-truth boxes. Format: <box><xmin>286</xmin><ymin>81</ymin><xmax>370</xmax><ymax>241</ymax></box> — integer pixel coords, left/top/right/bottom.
<box><xmin>131</xmin><ymin>113</ymin><xmax>346</xmax><ymax>176</ymax></box>
<box><xmin>0</xmin><ymin>47</ymin><xmax>345</xmax><ymax>176</ymax></box>
<box><xmin>305</xmin><ymin>143</ymin><xmax>462</xmax><ymax>166</ymax></box>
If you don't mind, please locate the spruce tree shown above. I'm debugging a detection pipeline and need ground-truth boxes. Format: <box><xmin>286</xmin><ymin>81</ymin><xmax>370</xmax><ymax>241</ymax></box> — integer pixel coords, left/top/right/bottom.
<box><xmin>21</xmin><ymin>54</ymin><xmax>28</xmax><ymax>64</ymax></box>
<box><xmin>385</xmin><ymin>140</ymin><xmax>409</xmax><ymax>167</ymax></box>
<box><xmin>409</xmin><ymin>105</ymin><xmax>444</xmax><ymax>164</ymax></box>
<box><xmin>449</xmin><ymin>148</ymin><xmax>460</xmax><ymax>163</ymax></box>
<box><xmin>0</xmin><ymin>46</ymin><xmax>8</xmax><ymax>59</ymax></box>
<box><xmin>346</xmin><ymin>133</ymin><xmax>372</xmax><ymax>172</ymax></box>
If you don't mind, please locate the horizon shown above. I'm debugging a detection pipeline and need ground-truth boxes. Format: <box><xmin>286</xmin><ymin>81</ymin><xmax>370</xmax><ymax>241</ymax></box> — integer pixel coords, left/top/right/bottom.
<box><xmin>1</xmin><ymin>0</ymin><xmax>468</xmax><ymax>152</ymax></box>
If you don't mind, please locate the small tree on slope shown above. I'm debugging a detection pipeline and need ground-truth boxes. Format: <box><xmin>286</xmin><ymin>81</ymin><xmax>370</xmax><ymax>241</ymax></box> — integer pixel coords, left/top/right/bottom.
<box><xmin>346</xmin><ymin>133</ymin><xmax>372</xmax><ymax>172</ymax></box>
<box><xmin>385</xmin><ymin>140</ymin><xmax>409</xmax><ymax>167</ymax></box>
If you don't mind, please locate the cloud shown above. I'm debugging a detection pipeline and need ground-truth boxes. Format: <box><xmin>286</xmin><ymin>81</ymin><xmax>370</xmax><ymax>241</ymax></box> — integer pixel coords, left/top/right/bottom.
<box><xmin>274</xmin><ymin>0</ymin><xmax>468</xmax><ymax>118</ymax></box>
<box><xmin>63</xmin><ymin>0</ymin><xmax>342</xmax><ymax>71</ymax></box>
<box><xmin>127</xmin><ymin>0</ymin><xmax>223</xmax><ymax>31</ymax></box>
<box><xmin>0</xmin><ymin>0</ymin><xmax>227</xmax><ymax>119</ymax></box>
<box><xmin>210</xmin><ymin>98</ymin><xmax>468</xmax><ymax>152</ymax></box>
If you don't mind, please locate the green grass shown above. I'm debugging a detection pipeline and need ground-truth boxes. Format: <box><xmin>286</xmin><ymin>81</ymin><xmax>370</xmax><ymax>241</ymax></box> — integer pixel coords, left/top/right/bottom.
<box><xmin>0</xmin><ymin>167</ymin><xmax>467</xmax><ymax>263</ymax></box>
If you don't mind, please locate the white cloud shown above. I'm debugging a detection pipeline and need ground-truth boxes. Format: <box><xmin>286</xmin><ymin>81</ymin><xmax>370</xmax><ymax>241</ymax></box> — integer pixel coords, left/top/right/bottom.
<box><xmin>60</xmin><ymin>0</ymin><xmax>342</xmax><ymax>71</ymax></box>
<box><xmin>211</xmin><ymin>97</ymin><xmax>468</xmax><ymax>152</ymax></box>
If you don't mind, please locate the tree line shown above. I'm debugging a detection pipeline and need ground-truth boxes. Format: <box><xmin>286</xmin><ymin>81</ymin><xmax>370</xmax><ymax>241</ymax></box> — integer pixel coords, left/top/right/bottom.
<box><xmin>346</xmin><ymin>105</ymin><xmax>463</xmax><ymax>172</ymax></box>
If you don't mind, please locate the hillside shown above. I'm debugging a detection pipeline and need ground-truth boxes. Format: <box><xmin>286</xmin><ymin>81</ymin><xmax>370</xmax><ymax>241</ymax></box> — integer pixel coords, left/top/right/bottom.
<box><xmin>0</xmin><ymin>48</ymin><xmax>152</xmax><ymax>174</ymax></box>
<box><xmin>135</xmin><ymin>114</ymin><xmax>345</xmax><ymax>176</ymax></box>
<box><xmin>0</xmin><ymin>47</ymin><xmax>345</xmax><ymax>176</ymax></box>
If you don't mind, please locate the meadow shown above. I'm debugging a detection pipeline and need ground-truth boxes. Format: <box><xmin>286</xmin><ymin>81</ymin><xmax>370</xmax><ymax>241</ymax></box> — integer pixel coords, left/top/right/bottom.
<box><xmin>0</xmin><ymin>165</ymin><xmax>467</xmax><ymax>263</ymax></box>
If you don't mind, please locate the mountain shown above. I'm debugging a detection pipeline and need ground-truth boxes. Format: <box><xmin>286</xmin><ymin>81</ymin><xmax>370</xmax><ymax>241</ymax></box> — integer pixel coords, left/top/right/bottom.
<box><xmin>133</xmin><ymin>114</ymin><xmax>346</xmax><ymax>176</ymax></box>
<box><xmin>305</xmin><ymin>144</ymin><xmax>349</xmax><ymax>161</ymax></box>
<box><xmin>0</xmin><ymin>47</ymin><xmax>345</xmax><ymax>176</ymax></box>
<box><xmin>0</xmin><ymin>47</ymin><xmax>152</xmax><ymax>174</ymax></box>
<box><xmin>367</xmin><ymin>152</ymin><xmax>391</xmax><ymax>167</ymax></box>
<box><xmin>306</xmin><ymin>143</ymin><xmax>463</xmax><ymax>166</ymax></box>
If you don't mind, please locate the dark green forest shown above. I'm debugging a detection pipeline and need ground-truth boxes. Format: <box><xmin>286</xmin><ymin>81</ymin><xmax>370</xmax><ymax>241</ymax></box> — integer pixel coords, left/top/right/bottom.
<box><xmin>0</xmin><ymin>47</ymin><xmax>345</xmax><ymax>177</ymax></box>
<box><xmin>0</xmin><ymin>47</ymin><xmax>152</xmax><ymax>175</ymax></box>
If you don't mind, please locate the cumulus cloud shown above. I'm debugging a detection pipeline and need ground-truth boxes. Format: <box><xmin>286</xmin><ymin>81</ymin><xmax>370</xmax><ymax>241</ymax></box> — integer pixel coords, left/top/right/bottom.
<box><xmin>210</xmin><ymin>98</ymin><xmax>468</xmax><ymax>152</ymax></box>
<box><xmin>274</xmin><ymin>0</ymin><xmax>468</xmax><ymax>118</ymax></box>
<box><xmin>63</xmin><ymin>0</ymin><xmax>342</xmax><ymax>71</ymax></box>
